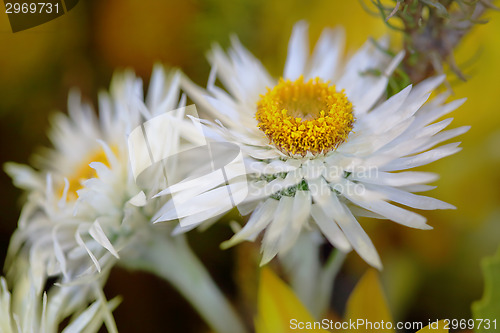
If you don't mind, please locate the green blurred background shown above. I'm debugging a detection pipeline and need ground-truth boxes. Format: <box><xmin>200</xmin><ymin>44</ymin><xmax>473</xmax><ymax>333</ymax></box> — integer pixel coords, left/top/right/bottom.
<box><xmin>1</xmin><ymin>0</ymin><xmax>499</xmax><ymax>332</ymax></box>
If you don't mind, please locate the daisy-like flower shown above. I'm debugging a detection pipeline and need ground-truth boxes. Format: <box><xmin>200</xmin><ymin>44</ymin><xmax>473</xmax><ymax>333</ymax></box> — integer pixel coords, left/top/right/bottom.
<box><xmin>4</xmin><ymin>65</ymin><xmax>184</xmax><ymax>289</ymax></box>
<box><xmin>161</xmin><ymin>21</ymin><xmax>470</xmax><ymax>268</ymax></box>
<box><xmin>0</xmin><ymin>259</ymin><xmax>118</xmax><ymax>333</ymax></box>
<box><xmin>5</xmin><ymin>66</ymin><xmax>247</xmax><ymax>333</ymax></box>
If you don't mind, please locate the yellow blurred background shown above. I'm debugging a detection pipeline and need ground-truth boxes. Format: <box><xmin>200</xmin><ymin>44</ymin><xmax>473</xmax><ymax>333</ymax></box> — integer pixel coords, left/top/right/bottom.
<box><xmin>1</xmin><ymin>0</ymin><xmax>498</xmax><ymax>332</ymax></box>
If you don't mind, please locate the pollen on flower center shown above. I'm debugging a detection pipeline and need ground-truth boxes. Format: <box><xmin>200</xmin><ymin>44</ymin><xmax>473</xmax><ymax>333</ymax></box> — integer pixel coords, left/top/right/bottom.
<box><xmin>256</xmin><ymin>76</ymin><xmax>354</xmax><ymax>156</ymax></box>
<box><xmin>60</xmin><ymin>147</ymin><xmax>115</xmax><ymax>200</ymax></box>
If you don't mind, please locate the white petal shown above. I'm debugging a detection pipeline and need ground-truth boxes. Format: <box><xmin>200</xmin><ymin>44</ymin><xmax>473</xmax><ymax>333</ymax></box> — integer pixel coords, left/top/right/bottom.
<box><xmin>368</xmin><ymin>185</ymin><xmax>455</xmax><ymax>210</ymax></box>
<box><xmin>284</xmin><ymin>21</ymin><xmax>309</xmax><ymax>80</ymax></box>
<box><xmin>381</xmin><ymin>142</ymin><xmax>462</xmax><ymax>171</ymax></box>
<box><xmin>277</xmin><ymin>190</ymin><xmax>312</xmax><ymax>254</ymax></box>
<box><xmin>358</xmin><ymin>85</ymin><xmax>412</xmax><ymax>129</ymax></box>
<box><xmin>310</xmin><ymin>204</ymin><xmax>351</xmax><ymax>252</ymax></box>
<box><xmin>337</xmin><ymin>38</ymin><xmax>385</xmax><ymax>92</ymax></box>
<box><xmin>339</xmin><ymin>117</ymin><xmax>413</xmax><ymax>155</ymax></box>
<box><xmin>307</xmin><ymin>27</ymin><xmax>345</xmax><ymax>80</ymax></box>
<box><xmin>410</xmin><ymin>126</ymin><xmax>470</xmax><ymax>154</ymax></box>
<box><xmin>260</xmin><ymin>196</ymin><xmax>294</xmax><ymax>265</ymax></box>
<box><xmin>398</xmin><ymin>184</ymin><xmax>437</xmax><ymax>192</ymax></box>
<box><xmin>177</xmin><ymin>205</ymin><xmax>230</xmax><ymax>229</ymax></box>
<box><xmin>347</xmin><ymin>204</ymin><xmax>385</xmax><ymax>219</ymax></box>
<box><xmin>52</xmin><ymin>226</ymin><xmax>68</xmax><ymax>279</ymax></box>
<box><xmin>363</xmin><ymin>88</ymin><xmax>429</xmax><ymax>134</ymax></box>
<box><xmin>236</xmin><ymin>199</ymin><xmax>260</xmax><ymax>216</ymax></box>
<box><xmin>89</xmin><ymin>220</ymin><xmax>120</xmax><ymax>259</ymax></box>
<box><xmin>155</xmin><ymin>169</ymin><xmax>227</xmax><ymax>200</ymax></box>
<box><xmin>180</xmin><ymin>75</ymin><xmax>241</xmax><ymax>129</ymax></box>
<box><xmin>75</xmin><ymin>228</ymin><xmax>101</xmax><ymax>273</ymax></box>
<box><xmin>413</xmin><ymin>98</ymin><xmax>466</xmax><ymax>129</ymax></box>
<box><xmin>353</xmin><ymin>171</ymin><xmax>439</xmax><ymax>186</ymax></box>
<box><xmin>382</xmin><ymin>118</ymin><xmax>454</xmax><ymax>155</ymax></box>
<box><xmin>222</xmin><ymin>199</ymin><xmax>278</xmax><ymax>248</ymax></box>
<box><xmin>4</xmin><ymin>162</ymin><xmax>43</xmax><ymax>191</ymax></box>
<box><xmin>318</xmin><ymin>190</ymin><xmax>382</xmax><ymax>269</ymax></box>
<box><xmin>342</xmin><ymin>185</ymin><xmax>431</xmax><ymax>229</ymax></box>
<box><xmin>409</xmin><ymin>75</ymin><xmax>445</xmax><ymax>98</ymax></box>
<box><xmin>159</xmin><ymin>186</ymin><xmax>233</xmax><ymax>221</ymax></box>
<box><xmin>228</xmin><ymin>35</ymin><xmax>275</xmax><ymax>102</ymax></box>
<box><xmin>61</xmin><ymin>299</ymin><xmax>102</xmax><ymax>333</ymax></box>
<box><xmin>128</xmin><ymin>191</ymin><xmax>147</xmax><ymax>207</ymax></box>
<box><xmin>350</xmin><ymin>51</ymin><xmax>405</xmax><ymax>115</ymax></box>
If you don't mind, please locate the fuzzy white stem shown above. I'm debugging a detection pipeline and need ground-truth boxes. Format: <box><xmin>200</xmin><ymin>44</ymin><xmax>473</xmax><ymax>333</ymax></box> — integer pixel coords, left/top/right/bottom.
<box><xmin>281</xmin><ymin>232</ymin><xmax>346</xmax><ymax>317</ymax></box>
<box><xmin>314</xmin><ymin>249</ymin><xmax>346</xmax><ymax>317</ymax></box>
<box><xmin>119</xmin><ymin>233</ymin><xmax>246</xmax><ymax>333</ymax></box>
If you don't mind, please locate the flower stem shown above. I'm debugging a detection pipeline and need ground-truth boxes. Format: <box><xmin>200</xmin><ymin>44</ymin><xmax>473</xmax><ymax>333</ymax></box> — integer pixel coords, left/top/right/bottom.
<box><xmin>119</xmin><ymin>233</ymin><xmax>247</xmax><ymax>333</ymax></box>
<box><xmin>314</xmin><ymin>249</ymin><xmax>346</xmax><ymax>317</ymax></box>
<box><xmin>281</xmin><ymin>232</ymin><xmax>346</xmax><ymax>318</ymax></box>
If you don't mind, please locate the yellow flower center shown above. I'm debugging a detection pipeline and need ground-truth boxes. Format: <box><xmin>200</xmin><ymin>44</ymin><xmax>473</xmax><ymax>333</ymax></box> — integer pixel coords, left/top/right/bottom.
<box><xmin>256</xmin><ymin>76</ymin><xmax>354</xmax><ymax>156</ymax></box>
<box><xmin>60</xmin><ymin>147</ymin><xmax>115</xmax><ymax>201</ymax></box>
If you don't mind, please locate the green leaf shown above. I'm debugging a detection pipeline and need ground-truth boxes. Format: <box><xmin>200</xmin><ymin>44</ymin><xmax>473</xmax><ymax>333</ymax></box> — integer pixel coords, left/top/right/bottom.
<box><xmin>472</xmin><ymin>245</ymin><xmax>500</xmax><ymax>332</ymax></box>
<box><xmin>419</xmin><ymin>0</ymin><xmax>449</xmax><ymax>18</ymax></box>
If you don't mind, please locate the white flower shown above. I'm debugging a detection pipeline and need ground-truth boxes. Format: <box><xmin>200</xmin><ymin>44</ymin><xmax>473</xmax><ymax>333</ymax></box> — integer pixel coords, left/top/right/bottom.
<box><xmin>158</xmin><ymin>21</ymin><xmax>470</xmax><ymax>268</ymax></box>
<box><xmin>5</xmin><ymin>66</ymin><xmax>248</xmax><ymax>333</ymax></box>
<box><xmin>5</xmin><ymin>65</ymin><xmax>186</xmax><ymax>289</ymax></box>
<box><xmin>0</xmin><ymin>260</ymin><xmax>118</xmax><ymax>333</ymax></box>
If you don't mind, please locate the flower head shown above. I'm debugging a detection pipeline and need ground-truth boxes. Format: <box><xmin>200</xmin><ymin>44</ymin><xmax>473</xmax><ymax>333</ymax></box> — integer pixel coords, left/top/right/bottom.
<box><xmin>256</xmin><ymin>76</ymin><xmax>354</xmax><ymax>156</ymax></box>
<box><xmin>5</xmin><ymin>65</ymin><xmax>188</xmax><ymax>289</ymax></box>
<box><xmin>0</xmin><ymin>258</ymin><xmax>118</xmax><ymax>333</ymax></box>
<box><xmin>159</xmin><ymin>21</ymin><xmax>470</xmax><ymax>268</ymax></box>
